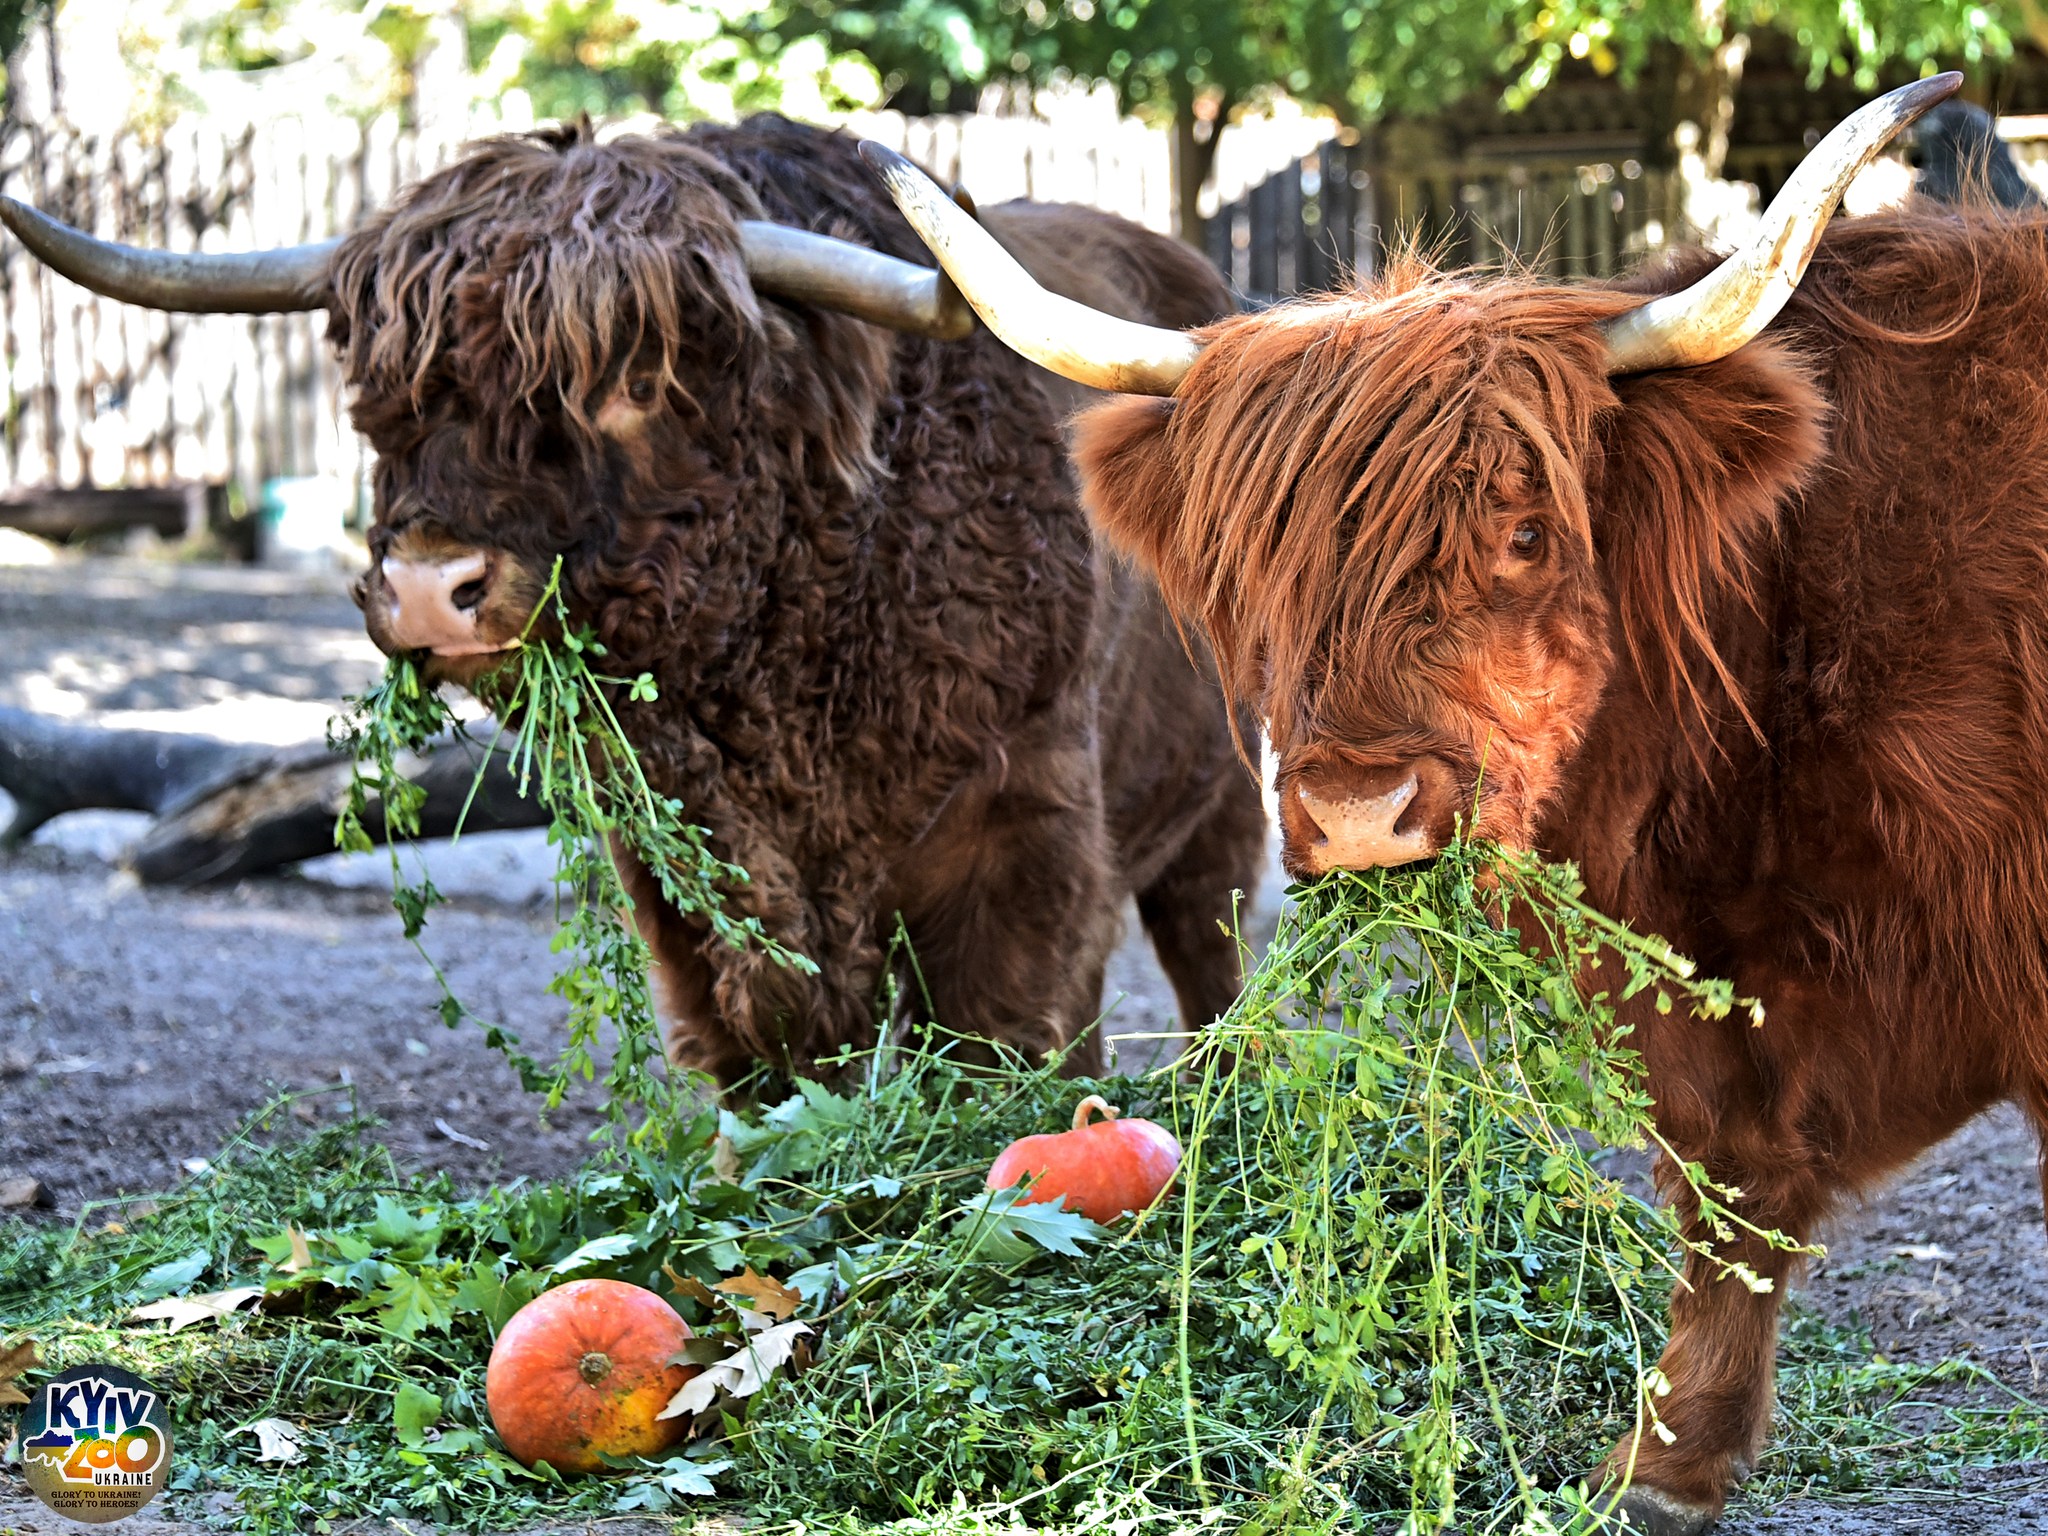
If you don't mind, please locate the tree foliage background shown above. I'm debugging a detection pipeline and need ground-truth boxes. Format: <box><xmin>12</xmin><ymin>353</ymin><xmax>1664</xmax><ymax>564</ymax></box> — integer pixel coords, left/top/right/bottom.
<box><xmin>5</xmin><ymin>0</ymin><xmax>2039</xmax><ymax>231</ymax></box>
<box><xmin>700</xmin><ymin>0</ymin><xmax>2032</xmax><ymax>229</ymax></box>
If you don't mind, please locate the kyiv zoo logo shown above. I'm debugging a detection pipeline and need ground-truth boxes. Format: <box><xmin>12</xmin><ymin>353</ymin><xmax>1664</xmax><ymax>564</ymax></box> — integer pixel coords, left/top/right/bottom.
<box><xmin>20</xmin><ymin>1363</ymin><xmax>172</xmax><ymax>1524</ymax></box>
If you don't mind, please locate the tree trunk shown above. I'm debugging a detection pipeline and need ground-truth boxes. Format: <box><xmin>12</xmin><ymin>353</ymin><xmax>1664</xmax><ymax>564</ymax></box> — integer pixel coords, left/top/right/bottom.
<box><xmin>1704</xmin><ymin>31</ymin><xmax>1748</xmax><ymax>179</ymax></box>
<box><xmin>1170</xmin><ymin>95</ymin><xmax>1233</xmax><ymax>251</ymax></box>
<box><xmin>0</xmin><ymin>707</ymin><xmax>548</xmax><ymax>883</ymax></box>
<box><xmin>131</xmin><ymin>733</ymin><xmax>543</xmax><ymax>886</ymax></box>
<box><xmin>0</xmin><ymin>706</ymin><xmax>260</xmax><ymax>845</ymax></box>
<box><xmin>1674</xmin><ymin>16</ymin><xmax>1749</xmax><ymax>181</ymax></box>
<box><xmin>2019</xmin><ymin>0</ymin><xmax>2048</xmax><ymax>61</ymax></box>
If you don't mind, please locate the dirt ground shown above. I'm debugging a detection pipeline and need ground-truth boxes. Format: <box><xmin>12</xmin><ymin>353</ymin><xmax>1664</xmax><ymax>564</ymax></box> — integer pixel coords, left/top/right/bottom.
<box><xmin>2</xmin><ymin>554</ymin><xmax>2046</xmax><ymax>1533</ymax></box>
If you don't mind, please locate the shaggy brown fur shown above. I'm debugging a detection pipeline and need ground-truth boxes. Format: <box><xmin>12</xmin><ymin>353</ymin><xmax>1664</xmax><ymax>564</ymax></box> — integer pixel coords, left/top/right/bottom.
<box><xmin>1073</xmin><ymin>199</ymin><xmax>2048</xmax><ymax>1530</ymax></box>
<box><xmin>340</xmin><ymin>115</ymin><xmax>1263</xmax><ymax>1086</ymax></box>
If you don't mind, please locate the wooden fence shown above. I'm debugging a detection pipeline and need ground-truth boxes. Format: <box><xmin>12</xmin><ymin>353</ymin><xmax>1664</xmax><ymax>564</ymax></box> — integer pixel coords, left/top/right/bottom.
<box><xmin>13</xmin><ymin>99</ymin><xmax>2025</xmax><ymax>517</ymax></box>
<box><xmin>849</xmin><ymin>99</ymin><xmax>1332</xmax><ymax>235</ymax></box>
<box><xmin>0</xmin><ymin>108</ymin><xmax>513</xmax><ymax>521</ymax></box>
<box><xmin>1208</xmin><ymin>137</ymin><xmax>1685</xmax><ymax>306</ymax></box>
<box><xmin>1207</xmin><ymin>115</ymin><xmax>2048</xmax><ymax>309</ymax></box>
<box><xmin>0</xmin><ymin>99</ymin><xmax>1329</xmax><ymax>515</ymax></box>
<box><xmin>1205</xmin><ymin>137</ymin><xmax>1373</xmax><ymax>304</ymax></box>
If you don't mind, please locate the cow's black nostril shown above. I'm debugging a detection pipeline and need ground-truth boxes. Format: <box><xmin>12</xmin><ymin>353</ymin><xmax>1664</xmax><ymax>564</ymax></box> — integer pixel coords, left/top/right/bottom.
<box><xmin>450</xmin><ymin>577</ymin><xmax>488</xmax><ymax>612</ymax></box>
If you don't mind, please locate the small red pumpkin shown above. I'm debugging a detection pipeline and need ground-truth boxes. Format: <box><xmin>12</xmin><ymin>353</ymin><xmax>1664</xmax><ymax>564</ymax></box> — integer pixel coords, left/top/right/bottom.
<box><xmin>485</xmin><ymin>1278</ymin><xmax>699</xmax><ymax>1474</ymax></box>
<box><xmin>986</xmin><ymin>1094</ymin><xmax>1183</xmax><ymax>1223</ymax></box>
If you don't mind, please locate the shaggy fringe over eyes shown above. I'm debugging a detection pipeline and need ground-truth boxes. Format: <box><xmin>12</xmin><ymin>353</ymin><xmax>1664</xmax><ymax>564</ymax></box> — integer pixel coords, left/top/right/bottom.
<box><xmin>326</xmin><ymin>123</ymin><xmax>769</xmax><ymax>448</ymax></box>
<box><xmin>1077</xmin><ymin>254</ymin><xmax>1841</xmax><ymax>773</ymax></box>
<box><xmin>1086</xmin><ymin>259</ymin><xmax>1637</xmax><ymax>751</ymax></box>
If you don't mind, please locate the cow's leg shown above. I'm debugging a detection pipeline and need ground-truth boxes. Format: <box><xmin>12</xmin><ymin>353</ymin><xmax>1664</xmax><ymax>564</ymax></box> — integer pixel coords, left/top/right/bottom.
<box><xmin>613</xmin><ymin>839</ymin><xmax>887</xmax><ymax>1091</ymax></box>
<box><xmin>1591</xmin><ymin>1162</ymin><xmax>1814</xmax><ymax>1536</ymax></box>
<box><xmin>895</xmin><ymin>737</ymin><xmax>1120</xmax><ymax>1077</ymax></box>
<box><xmin>1134</xmin><ymin>775</ymin><xmax>1266</xmax><ymax>1042</ymax></box>
<box><xmin>905</xmin><ymin>810</ymin><xmax>1117</xmax><ymax>1077</ymax></box>
<box><xmin>613</xmin><ymin>843</ymin><xmax>751</xmax><ymax>1086</ymax></box>
<box><xmin>2017</xmin><ymin>1085</ymin><xmax>2048</xmax><ymax>1233</ymax></box>
<box><xmin>1592</xmin><ymin>961</ymin><xmax>1999</xmax><ymax>1533</ymax></box>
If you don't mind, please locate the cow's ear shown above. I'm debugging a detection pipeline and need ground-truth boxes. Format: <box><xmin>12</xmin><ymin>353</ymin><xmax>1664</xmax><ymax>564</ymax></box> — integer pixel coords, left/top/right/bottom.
<box><xmin>1590</xmin><ymin>338</ymin><xmax>1826</xmax><ymax>740</ymax></box>
<box><xmin>1071</xmin><ymin>395</ymin><xmax>1187</xmax><ymax>584</ymax></box>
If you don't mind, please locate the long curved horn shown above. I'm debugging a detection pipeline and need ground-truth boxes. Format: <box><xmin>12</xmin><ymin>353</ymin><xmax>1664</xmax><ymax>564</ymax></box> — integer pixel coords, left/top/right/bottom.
<box><xmin>859</xmin><ymin>140</ymin><xmax>1203</xmax><ymax>395</ymax></box>
<box><xmin>1603</xmin><ymin>72</ymin><xmax>1962</xmax><ymax>374</ymax></box>
<box><xmin>0</xmin><ymin>193</ymin><xmax>977</xmax><ymax>338</ymax></box>
<box><xmin>737</xmin><ymin>221</ymin><xmax>973</xmax><ymax>340</ymax></box>
<box><xmin>0</xmin><ymin>198</ymin><xmax>337</xmax><ymax>311</ymax></box>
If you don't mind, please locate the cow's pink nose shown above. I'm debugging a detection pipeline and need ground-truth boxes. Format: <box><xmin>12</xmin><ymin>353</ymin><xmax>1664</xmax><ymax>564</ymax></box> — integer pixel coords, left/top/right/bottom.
<box><xmin>1293</xmin><ymin>776</ymin><xmax>1430</xmax><ymax>873</ymax></box>
<box><xmin>379</xmin><ymin>552</ymin><xmax>510</xmax><ymax>656</ymax></box>
<box><xmin>1285</xmin><ymin>757</ymin><xmax>1459</xmax><ymax>874</ymax></box>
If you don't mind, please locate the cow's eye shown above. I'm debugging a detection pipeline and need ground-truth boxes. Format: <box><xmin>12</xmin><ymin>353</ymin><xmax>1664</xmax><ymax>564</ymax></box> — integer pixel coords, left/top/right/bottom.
<box><xmin>626</xmin><ymin>378</ymin><xmax>659</xmax><ymax>406</ymax></box>
<box><xmin>1509</xmin><ymin>522</ymin><xmax>1543</xmax><ymax>558</ymax></box>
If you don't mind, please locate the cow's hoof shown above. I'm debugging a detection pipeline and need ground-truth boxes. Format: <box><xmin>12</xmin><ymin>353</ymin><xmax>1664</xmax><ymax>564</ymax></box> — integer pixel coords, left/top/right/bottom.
<box><xmin>1601</xmin><ymin>1486</ymin><xmax>1721</xmax><ymax>1535</ymax></box>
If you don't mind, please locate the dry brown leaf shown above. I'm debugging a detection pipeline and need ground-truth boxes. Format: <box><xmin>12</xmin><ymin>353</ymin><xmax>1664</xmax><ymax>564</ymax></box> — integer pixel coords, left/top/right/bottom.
<box><xmin>663</xmin><ymin>1267</ymin><xmax>720</xmax><ymax>1310</ymax></box>
<box><xmin>128</xmin><ymin>1286</ymin><xmax>264</xmax><ymax>1333</ymax></box>
<box><xmin>0</xmin><ymin>1177</ymin><xmax>48</xmax><ymax>1209</ymax></box>
<box><xmin>710</xmin><ymin>1134</ymin><xmax>740</xmax><ymax>1183</ymax></box>
<box><xmin>714</xmin><ymin>1266</ymin><xmax>800</xmax><ymax>1321</ymax></box>
<box><xmin>658</xmin><ymin>1320</ymin><xmax>812</xmax><ymax>1420</ymax></box>
<box><xmin>0</xmin><ymin>1338</ymin><xmax>39</xmax><ymax>1408</ymax></box>
<box><xmin>277</xmin><ymin>1226</ymin><xmax>315</xmax><ymax>1275</ymax></box>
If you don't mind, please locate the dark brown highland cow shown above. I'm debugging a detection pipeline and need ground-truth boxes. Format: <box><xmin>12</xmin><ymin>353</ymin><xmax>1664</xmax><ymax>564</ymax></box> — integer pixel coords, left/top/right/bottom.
<box><xmin>872</xmin><ymin>76</ymin><xmax>2037</xmax><ymax>1533</ymax></box>
<box><xmin>2</xmin><ymin>117</ymin><xmax>1265</xmax><ymax>1086</ymax></box>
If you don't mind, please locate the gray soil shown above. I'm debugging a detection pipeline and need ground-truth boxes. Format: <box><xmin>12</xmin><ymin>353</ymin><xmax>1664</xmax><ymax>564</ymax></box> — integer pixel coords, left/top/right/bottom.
<box><xmin>1</xmin><ymin>554</ymin><xmax>2043</xmax><ymax>1534</ymax></box>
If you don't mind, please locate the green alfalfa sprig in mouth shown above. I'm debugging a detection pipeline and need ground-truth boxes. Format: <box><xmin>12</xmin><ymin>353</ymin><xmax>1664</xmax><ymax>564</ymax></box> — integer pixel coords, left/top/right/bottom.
<box><xmin>330</xmin><ymin>557</ymin><xmax>814</xmax><ymax>1134</ymax></box>
<box><xmin>1169</xmin><ymin>838</ymin><xmax>1803</xmax><ymax>1531</ymax></box>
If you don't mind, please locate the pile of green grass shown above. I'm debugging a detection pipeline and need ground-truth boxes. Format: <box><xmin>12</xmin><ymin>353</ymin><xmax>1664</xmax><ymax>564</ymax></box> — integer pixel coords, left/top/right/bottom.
<box><xmin>5</xmin><ymin>606</ymin><xmax>2039</xmax><ymax>1535</ymax></box>
<box><xmin>3</xmin><ymin>909</ymin><xmax>2033</xmax><ymax>1534</ymax></box>
<box><xmin>1</xmin><ymin>1027</ymin><xmax>1659</xmax><ymax>1534</ymax></box>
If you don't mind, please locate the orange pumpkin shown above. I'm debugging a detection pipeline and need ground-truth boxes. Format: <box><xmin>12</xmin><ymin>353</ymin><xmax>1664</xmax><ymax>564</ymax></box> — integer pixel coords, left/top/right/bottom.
<box><xmin>485</xmin><ymin>1278</ymin><xmax>699</xmax><ymax>1473</ymax></box>
<box><xmin>986</xmin><ymin>1094</ymin><xmax>1183</xmax><ymax>1223</ymax></box>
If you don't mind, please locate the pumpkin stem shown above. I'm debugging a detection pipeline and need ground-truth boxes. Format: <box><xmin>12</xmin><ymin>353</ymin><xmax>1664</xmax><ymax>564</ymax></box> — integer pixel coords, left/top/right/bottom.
<box><xmin>577</xmin><ymin>1350</ymin><xmax>613</xmax><ymax>1386</ymax></box>
<box><xmin>1073</xmin><ymin>1094</ymin><xmax>1120</xmax><ymax>1131</ymax></box>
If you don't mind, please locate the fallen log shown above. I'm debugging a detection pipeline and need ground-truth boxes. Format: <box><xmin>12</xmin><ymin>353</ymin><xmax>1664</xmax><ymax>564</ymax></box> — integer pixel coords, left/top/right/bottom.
<box><xmin>0</xmin><ymin>705</ymin><xmax>263</xmax><ymax>844</ymax></box>
<box><xmin>0</xmin><ymin>707</ymin><xmax>549</xmax><ymax>885</ymax></box>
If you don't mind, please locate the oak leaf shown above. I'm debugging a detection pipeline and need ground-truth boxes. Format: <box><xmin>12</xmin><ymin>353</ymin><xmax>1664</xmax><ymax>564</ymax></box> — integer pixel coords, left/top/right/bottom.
<box><xmin>713</xmin><ymin>1266</ymin><xmax>800</xmax><ymax>1321</ymax></box>
<box><xmin>0</xmin><ymin>1338</ymin><xmax>38</xmax><ymax>1407</ymax></box>
<box><xmin>658</xmin><ymin>1320</ymin><xmax>811</xmax><ymax>1419</ymax></box>
<box><xmin>128</xmin><ymin>1286</ymin><xmax>264</xmax><ymax>1332</ymax></box>
<box><xmin>662</xmin><ymin>1267</ymin><xmax>719</xmax><ymax>1310</ymax></box>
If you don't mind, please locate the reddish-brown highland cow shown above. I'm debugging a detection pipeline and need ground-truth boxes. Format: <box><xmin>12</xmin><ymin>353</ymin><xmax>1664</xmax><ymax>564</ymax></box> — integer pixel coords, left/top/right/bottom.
<box><xmin>870</xmin><ymin>75</ymin><xmax>2028</xmax><ymax>1533</ymax></box>
<box><xmin>0</xmin><ymin>116</ymin><xmax>1265</xmax><ymax>1086</ymax></box>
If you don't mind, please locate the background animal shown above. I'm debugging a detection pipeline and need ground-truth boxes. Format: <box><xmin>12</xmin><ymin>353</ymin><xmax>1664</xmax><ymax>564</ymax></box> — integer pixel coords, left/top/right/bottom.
<box><xmin>1913</xmin><ymin>98</ymin><xmax>2043</xmax><ymax>209</ymax></box>
<box><xmin>2</xmin><ymin>115</ymin><xmax>1266</xmax><ymax>1087</ymax></box>
<box><xmin>870</xmin><ymin>78</ymin><xmax>2042</xmax><ymax>1535</ymax></box>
